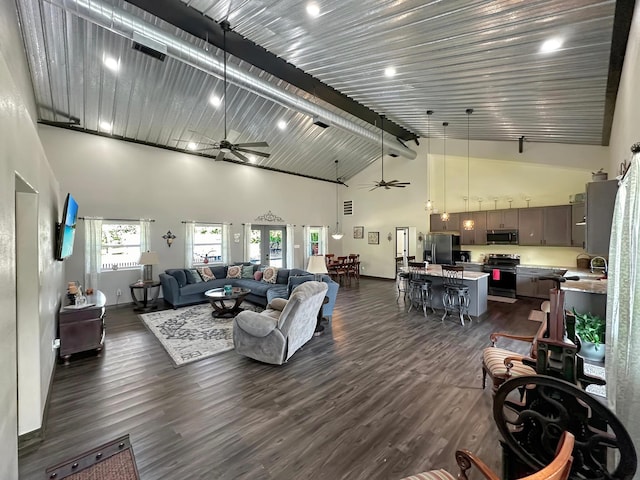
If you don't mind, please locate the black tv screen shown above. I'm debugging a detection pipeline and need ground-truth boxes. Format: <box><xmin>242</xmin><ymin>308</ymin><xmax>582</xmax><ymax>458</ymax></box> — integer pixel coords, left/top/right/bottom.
<box><xmin>56</xmin><ymin>193</ymin><xmax>79</xmax><ymax>260</ymax></box>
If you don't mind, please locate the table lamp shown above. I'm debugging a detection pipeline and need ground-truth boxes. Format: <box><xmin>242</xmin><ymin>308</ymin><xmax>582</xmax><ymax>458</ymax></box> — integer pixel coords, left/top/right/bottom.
<box><xmin>307</xmin><ymin>255</ymin><xmax>328</xmax><ymax>281</ymax></box>
<box><xmin>139</xmin><ymin>251</ymin><xmax>160</xmax><ymax>282</ymax></box>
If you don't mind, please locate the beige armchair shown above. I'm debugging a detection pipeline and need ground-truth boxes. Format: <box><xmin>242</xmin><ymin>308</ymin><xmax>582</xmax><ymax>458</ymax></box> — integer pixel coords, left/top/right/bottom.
<box><xmin>233</xmin><ymin>281</ymin><xmax>328</xmax><ymax>365</ymax></box>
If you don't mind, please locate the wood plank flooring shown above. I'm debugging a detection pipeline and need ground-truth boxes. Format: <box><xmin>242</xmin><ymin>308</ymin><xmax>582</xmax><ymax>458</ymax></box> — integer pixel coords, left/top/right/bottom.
<box><xmin>19</xmin><ymin>279</ymin><xmax>542</xmax><ymax>480</ymax></box>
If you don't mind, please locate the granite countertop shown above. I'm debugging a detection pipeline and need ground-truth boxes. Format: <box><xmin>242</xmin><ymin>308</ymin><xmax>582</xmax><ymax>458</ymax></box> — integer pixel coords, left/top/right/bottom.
<box><xmin>400</xmin><ymin>265</ymin><xmax>488</xmax><ymax>280</ymax></box>
<box><xmin>515</xmin><ymin>265</ymin><xmax>607</xmax><ymax>294</ymax></box>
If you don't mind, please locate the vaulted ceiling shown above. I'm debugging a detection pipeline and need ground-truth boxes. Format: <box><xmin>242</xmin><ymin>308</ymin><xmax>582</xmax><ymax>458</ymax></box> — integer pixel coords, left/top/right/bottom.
<box><xmin>15</xmin><ymin>0</ymin><xmax>634</xmax><ymax>182</ymax></box>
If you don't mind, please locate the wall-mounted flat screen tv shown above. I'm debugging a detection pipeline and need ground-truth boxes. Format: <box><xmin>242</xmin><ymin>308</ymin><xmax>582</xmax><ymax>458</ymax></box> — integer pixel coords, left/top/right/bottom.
<box><xmin>56</xmin><ymin>193</ymin><xmax>79</xmax><ymax>260</ymax></box>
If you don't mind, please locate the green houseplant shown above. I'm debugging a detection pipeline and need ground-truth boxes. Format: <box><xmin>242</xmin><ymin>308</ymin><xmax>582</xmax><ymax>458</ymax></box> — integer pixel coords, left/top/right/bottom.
<box><xmin>572</xmin><ymin>308</ymin><xmax>606</xmax><ymax>361</ymax></box>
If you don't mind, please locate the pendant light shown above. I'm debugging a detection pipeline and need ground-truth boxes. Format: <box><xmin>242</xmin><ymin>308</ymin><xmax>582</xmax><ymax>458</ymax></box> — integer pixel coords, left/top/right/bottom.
<box><xmin>331</xmin><ymin>160</ymin><xmax>344</xmax><ymax>240</ymax></box>
<box><xmin>440</xmin><ymin>122</ymin><xmax>449</xmax><ymax>221</ymax></box>
<box><xmin>463</xmin><ymin>108</ymin><xmax>475</xmax><ymax>231</ymax></box>
<box><xmin>425</xmin><ymin>110</ymin><xmax>434</xmax><ymax>212</ymax></box>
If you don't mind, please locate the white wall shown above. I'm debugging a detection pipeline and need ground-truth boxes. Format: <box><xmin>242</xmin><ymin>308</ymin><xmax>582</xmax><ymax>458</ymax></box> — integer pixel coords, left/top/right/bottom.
<box><xmin>339</xmin><ymin>138</ymin><xmax>604</xmax><ymax>278</ymax></box>
<box><xmin>39</xmin><ymin>126</ymin><xmax>338</xmax><ymax>304</ymax></box>
<box><xmin>609</xmin><ymin>1</ymin><xmax>640</xmax><ymax>174</ymax></box>
<box><xmin>0</xmin><ymin>0</ymin><xmax>64</xmax><ymax>473</ymax></box>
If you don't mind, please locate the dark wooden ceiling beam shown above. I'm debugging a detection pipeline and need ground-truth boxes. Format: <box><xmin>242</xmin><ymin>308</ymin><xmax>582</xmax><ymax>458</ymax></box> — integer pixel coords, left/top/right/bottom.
<box><xmin>125</xmin><ymin>0</ymin><xmax>418</xmax><ymax>141</ymax></box>
<box><xmin>601</xmin><ymin>0</ymin><xmax>636</xmax><ymax>146</ymax></box>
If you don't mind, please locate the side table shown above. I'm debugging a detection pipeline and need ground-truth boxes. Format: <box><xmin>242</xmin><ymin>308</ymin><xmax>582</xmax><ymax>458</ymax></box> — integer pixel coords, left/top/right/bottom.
<box><xmin>129</xmin><ymin>281</ymin><xmax>161</xmax><ymax>312</ymax></box>
<box><xmin>59</xmin><ymin>290</ymin><xmax>106</xmax><ymax>364</ymax></box>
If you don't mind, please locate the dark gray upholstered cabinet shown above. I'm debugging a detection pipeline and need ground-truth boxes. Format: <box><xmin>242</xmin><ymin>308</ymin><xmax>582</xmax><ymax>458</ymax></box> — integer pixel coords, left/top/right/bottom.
<box><xmin>518</xmin><ymin>208</ymin><xmax>544</xmax><ymax>246</ymax></box>
<box><xmin>586</xmin><ymin>180</ymin><xmax>618</xmax><ymax>255</ymax></box>
<box><xmin>460</xmin><ymin>211</ymin><xmax>487</xmax><ymax>245</ymax></box>
<box><xmin>486</xmin><ymin>209</ymin><xmax>518</xmax><ymax>230</ymax></box>
<box><xmin>571</xmin><ymin>202</ymin><xmax>585</xmax><ymax>248</ymax></box>
<box><xmin>430</xmin><ymin>213</ymin><xmax>460</xmax><ymax>233</ymax></box>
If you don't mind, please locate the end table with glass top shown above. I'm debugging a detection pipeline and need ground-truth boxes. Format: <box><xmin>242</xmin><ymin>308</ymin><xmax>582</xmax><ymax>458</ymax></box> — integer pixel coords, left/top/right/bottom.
<box><xmin>129</xmin><ymin>281</ymin><xmax>161</xmax><ymax>312</ymax></box>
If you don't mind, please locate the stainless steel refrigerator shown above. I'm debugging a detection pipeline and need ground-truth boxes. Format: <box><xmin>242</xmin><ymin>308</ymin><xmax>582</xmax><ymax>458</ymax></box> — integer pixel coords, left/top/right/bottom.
<box><xmin>423</xmin><ymin>233</ymin><xmax>461</xmax><ymax>265</ymax></box>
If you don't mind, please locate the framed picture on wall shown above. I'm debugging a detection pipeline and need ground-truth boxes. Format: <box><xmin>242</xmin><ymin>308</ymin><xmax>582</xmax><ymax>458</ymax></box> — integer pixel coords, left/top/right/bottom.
<box><xmin>368</xmin><ymin>231</ymin><xmax>379</xmax><ymax>245</ymax></box>
<box><xmin>354</xmin><ymin>226</ymin><xmax>364</xmax><ymax>239</ymax></box>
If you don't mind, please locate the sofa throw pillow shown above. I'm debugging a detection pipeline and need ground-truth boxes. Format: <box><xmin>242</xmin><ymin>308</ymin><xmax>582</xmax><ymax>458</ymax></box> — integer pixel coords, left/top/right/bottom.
<box><xmin>187</xmin><ymin>268</ymin><xmax>203</xmax><ymax>284</ymax></box>
<box><xmin>227</xmin><ymin>265</ymin><xmax>242</xmax><ymax>279</ymax></box>
<box><xmin>197</xmin><ymin>266</ymin><xmax>215</xmax><ymax>281</ymax></box>
<box><xmin>241</xmin><ymin>265</ymin><xmax>254</xmax><ymax>279</ymax></box>
<box><xmin>254</xmin><ymin>271</ymin><xmax>263</xmax><ymax>281</ymax></box>
<box><xmin>262</xmin><ymin>266</ymin><xmax>278</xmax><ymax>284</ymax></box>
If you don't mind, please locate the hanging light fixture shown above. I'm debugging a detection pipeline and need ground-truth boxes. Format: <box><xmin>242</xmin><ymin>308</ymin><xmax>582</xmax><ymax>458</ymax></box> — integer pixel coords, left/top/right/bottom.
<box><xmin>440</xmin><ymin>122</ymin><xmax>449</xmax><ymax>221</ymax></box>
<box><xmin>331</xmin><ymin>160</ymin><xmax>344</xmax><ymax>240</ymax></box>
<box><xmin>463</xmin><ymin>108</ymin><xmax>475</xmax><ymax>231</ymax></box>
<box><xmin>425</xmin><ymin>110</ymin><xmax>434</xmax><ymax>212</ymax></box>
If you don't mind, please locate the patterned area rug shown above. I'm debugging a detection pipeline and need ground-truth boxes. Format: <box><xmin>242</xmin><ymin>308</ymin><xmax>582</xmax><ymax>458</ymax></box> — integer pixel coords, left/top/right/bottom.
<box><xmin>140</xmin><ymin>302</ymin><xmax>262</xmax><ymax>366</ymax></box>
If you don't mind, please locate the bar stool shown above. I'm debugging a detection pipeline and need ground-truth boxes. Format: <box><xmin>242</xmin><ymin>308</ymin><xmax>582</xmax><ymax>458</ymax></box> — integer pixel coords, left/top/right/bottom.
<box><xmin>408</xmin><ymin>276</ymin><xmax>435</xmax><ymax>317</ymax></box>
<box><xmin>441</xmin><ymin>265</ymin><xmax>471</xmax><ymax>326</ymax></box>
<box><xmin>396</xmin><ymin>270</ymin><xmax>410</xmax><ymax>301</ymax></box>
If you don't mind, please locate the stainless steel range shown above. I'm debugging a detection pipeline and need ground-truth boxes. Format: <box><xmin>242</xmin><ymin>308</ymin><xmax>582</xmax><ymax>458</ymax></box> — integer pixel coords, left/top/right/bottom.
<box><xmin>483</xmin><ymin>254</ymin><xmax>521</xmax><ymax>298</ymax></box>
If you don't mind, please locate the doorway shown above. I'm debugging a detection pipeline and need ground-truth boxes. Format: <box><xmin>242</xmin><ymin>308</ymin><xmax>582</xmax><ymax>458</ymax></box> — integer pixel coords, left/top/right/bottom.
<box><xmin>249</xmin><ymin>226</ymin><xmax>287</xmax><ymax>267</ymax></box>
<box><xmin>395</xmin><ymin>227</ymin><xmax>409</xmax><ymax>272</ymax></box>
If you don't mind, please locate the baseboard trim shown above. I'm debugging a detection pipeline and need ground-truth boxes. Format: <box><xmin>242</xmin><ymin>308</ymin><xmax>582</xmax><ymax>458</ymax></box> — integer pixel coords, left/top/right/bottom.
<box><xmin>18</xmin><ymin>358</ymin><xmax>56</xmax><ymax>453</ymax></box>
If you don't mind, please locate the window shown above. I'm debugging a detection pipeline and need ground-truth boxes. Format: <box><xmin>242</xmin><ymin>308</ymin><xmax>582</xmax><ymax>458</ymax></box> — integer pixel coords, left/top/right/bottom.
<box><xmin>101</xmin><ymin>223</ymin><xmax>141</xmax><ymax>271</ymax></box>
<box><xmin>193</xmin><ymin>223</ymin><xmax>223</xmax><ymax>265</ymax></box>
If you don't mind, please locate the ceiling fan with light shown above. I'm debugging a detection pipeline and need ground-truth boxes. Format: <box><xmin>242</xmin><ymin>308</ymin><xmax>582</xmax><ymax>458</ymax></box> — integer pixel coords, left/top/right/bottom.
<box><xmin>365</xmin><ymin>115</ymin><xmax>410</xmax><ymax>190</ymax></box>
<box><xmin>183</xmin><ymin>19</ymin><xmax>270</xmax><ymax>162</ymax></box>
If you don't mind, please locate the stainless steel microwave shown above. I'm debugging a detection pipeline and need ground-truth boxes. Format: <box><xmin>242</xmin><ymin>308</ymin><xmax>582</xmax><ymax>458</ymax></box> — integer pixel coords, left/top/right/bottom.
<box><xmin>486</xmin><ymin>230</ymin><xmax>519</xmax><ymax>245</ymax></box>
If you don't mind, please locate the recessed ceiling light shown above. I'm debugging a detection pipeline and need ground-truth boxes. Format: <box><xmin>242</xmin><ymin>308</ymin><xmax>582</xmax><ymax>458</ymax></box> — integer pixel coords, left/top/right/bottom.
<box><xmin>277</xmin><ymin>120</ymin><xmax>287</xmax><ymax>130</ymax></box>
<box><xmin>99</xmin><ymin>121</ymin><xmax>112</xmax><ymax>133</ymax></box>
<box><xmin>384</xmin><ymin>66</ymin><xmax>396</xmax><ymax>78</ymax></box>
<box><xmin>187</xmin><ymin>142</ymin><xmax>197</xmax><ymax>150</ymax></box>
<box><xmin>306</xmin><ymin>3</ymin><xmax>320</xmax><ymax>17</ymax></box>
<box><xmin>103</xmin><ymin>56</ymin><xmax>120</xmax><ymax>72</ymax></box>
<box><xmin>540</xmin><ymin>38</ymin><xmax>563</xmax><ymax>53</ymax></box>
<box><xmin>209</xmin><ymin>94</ymin><xmax>222</xmax><ymax>107</ymax></box>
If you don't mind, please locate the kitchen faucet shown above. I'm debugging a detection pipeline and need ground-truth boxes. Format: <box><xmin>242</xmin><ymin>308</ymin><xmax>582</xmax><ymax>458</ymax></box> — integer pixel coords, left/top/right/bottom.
<box><xmin>590</xmin><ymin>256</ymin><xmax>608</xmax><ymax>277</ymax></box>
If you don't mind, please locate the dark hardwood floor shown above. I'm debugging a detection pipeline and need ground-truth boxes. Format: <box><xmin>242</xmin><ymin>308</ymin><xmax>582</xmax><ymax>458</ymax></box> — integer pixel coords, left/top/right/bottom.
<box><xmin>19</xmin><ymin>278</ymin><xmax>542</xmax><ymax>480</ymax></box>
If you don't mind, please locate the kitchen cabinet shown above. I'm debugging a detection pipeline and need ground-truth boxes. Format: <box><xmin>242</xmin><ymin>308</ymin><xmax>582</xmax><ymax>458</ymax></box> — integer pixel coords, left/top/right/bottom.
<box><xmin>517</xmin><ymin>267</ymin><xmax>567</xmax><ymax>299</ymax></box>
<box><xmin>586</xmin><ymin>180</ymin><xmax>618</xmax><ymax>255</ymax></box>
<box><xmin>460</xmin><ymin>211</ymin><xmax>487</xmax><ymax>245</ymax></box>
<box><xmin>430</xmin><ymin>213</ymin><xmax>460</xmax><ymax>233</ymax></box>
<box><xmin>571</xmin><ymin>202</ymin><xmax>585</xmax><ymax>248</ymax></box>
<box><xmin>518</xmin><ymin>205</ymin><xmax>571</xmax><ymax>246</ymax></box>
<box><xmin>486</xmin><ymin>209</ymin><xmax>518</xmax><ymax>230</ymax></box>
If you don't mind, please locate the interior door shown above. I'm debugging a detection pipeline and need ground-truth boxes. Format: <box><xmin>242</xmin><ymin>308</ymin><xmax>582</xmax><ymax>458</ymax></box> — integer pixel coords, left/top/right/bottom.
<box><xmin>250</xmin><ymin>226</ymin><xmax>287</xmax><ymax>267</ymax></box>
<box><xmin>395</xmin><ymin>227</ymin><xmax>409</xmax><ymax>272</ymax></box>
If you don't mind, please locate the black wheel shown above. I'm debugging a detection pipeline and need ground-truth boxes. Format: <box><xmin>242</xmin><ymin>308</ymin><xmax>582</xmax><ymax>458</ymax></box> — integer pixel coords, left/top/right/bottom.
<box><xmin>493</xmin><ymin>375</ymin><xmax>636</xmax><ymax>480</ymax></box>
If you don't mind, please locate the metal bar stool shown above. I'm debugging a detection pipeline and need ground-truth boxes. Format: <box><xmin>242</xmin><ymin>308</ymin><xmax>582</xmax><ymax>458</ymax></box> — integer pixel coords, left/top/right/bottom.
<box><xmin>441</xmin><ymin>265</ymin><xmax>471</xmax><ymax>326</ymax></box>
<box><xmin>396</xmin><ymin>270</ymin><xmax>410</xmax><ymax>301</ymax></box>
<box><xmin>408</xmin><ymin>276</ymin><xmax>436</xmax><ymax>316</ymax></box>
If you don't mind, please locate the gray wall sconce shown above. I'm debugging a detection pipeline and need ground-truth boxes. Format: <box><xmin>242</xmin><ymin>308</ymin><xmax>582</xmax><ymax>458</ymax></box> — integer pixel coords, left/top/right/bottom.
<box><xmin>387</xmin><ymin>233</ymin><xmax>393</xmax><ymax>242</ymax></box>
<box><xmin>162</xmin><ymin>230</ymin><xmax>176</xmax><ymax>247</ymax></box>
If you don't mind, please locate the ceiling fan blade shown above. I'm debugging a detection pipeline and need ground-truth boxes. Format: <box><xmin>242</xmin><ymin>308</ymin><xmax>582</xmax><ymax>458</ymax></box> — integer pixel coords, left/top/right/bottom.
<box><xmin>236</xmin><ymin>141</ymin><xmax>269</xmax><ymax>148</ymax></box>
<box><xmin>215</xmin><ymin>151</ymin><xmax>226</xmax><ymax>161</ymax></box>
<box><xmin>192</xmin><ymin>146</ymin><xmax>220</xmax><ymax>152</ymax></box>
<box><xmin>392</xmin><ymin>182</ymin><xmax>411</xmax><ymax>186</ymax></box>
<box><xmin>339</xmin><ymin>181</ymin><xmax>349</xmax><ymax>188</ymax></box>
<box><xmin>188</xmin><ymin>130</ymin><xmax>219</xmax><ymax>144</ymax></box>
<box><xmin>234</xmin><ymin>147</ymin><xmax>271</xmax><ymax>158</ymax></box>
<box><xmin>231</xmin><ymin>150</ymin><xmax>251</xmax><ymax>162</ymax></box>
<box><xmin>369</xmin><ymin>185</ymin><xmax>380</xmax><ymax>191</ymax></box>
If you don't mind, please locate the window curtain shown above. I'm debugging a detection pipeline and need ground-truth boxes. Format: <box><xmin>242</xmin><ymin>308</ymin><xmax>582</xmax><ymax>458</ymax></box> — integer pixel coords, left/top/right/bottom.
<box><xmin>303</xmin><ymin>226</ymin><xmax>311</xmax><ymax>270</ymax></box>
<box><xmin>222</xmin><ymin>223</ymin><xmax>230</xmax><ymax>264</ymax></box>
<box><xmin>140</xmin><ymin>219</ymin><xmax>151</xmax><ymax>253</ymax></box>
<box><xmin>320</xmin><ymin>226</ymin><xmax>329</xmax><ymax>255</ymax></box>
<box><xmin>243</xmin><ymin>223</ymin><xmax>252</xmax><ymax>262</ymax></box>
<box><xmin>84</xmin><ymin>217</ymin><xmax>102</xmax><ymax>292</ymax></box>
<box><xmin>606</xmin><ymin>149</ymin><xmax>640</xmax><ymax>451</ymax></box>
<box><xmin>286</xmin><ymin>224</ymin><xmax>295</xmax><ymax>268</ymax></box>
<box><xmin>184</xmin><ymin>221</ymin><xmax>195</xmax><ymax>268</ymax></box>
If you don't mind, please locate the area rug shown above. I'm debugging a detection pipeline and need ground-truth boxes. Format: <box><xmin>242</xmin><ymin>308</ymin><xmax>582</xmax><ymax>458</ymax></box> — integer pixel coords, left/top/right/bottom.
<box><xmin>583</xmin><ymin>363</ymin><xmax>606</xmax><ymax>398</ymax></box>
<box><xmin>140</xmin><ymin>302</ymin><xmax>262</xmax><ymax>366</ymax></box>
<box><xmin>46</xmin><ymin>434</ymin><xmax>139</xmax><ymax>479</ymax></box>
<box><xmin>487</xmin><ymin>295</ymin><xmax>518</xmax><ymax>304</ymax></box>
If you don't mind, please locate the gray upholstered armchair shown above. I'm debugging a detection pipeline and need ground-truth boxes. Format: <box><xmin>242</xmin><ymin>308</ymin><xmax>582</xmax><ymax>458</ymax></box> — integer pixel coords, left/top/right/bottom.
<box><xmin>233</xmin><ymin>281</ymin><xmax>328</xmax><ymax>365</ymax></box>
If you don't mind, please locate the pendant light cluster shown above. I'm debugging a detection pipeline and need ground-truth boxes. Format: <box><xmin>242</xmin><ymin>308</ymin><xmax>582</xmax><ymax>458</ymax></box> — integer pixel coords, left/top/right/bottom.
<box><xmin>440</xmin><ymin>122</ymin><xmax>449</xmax><ymax>222</ymax></box>
<box><xmin>462</xmin><ymin>108</ymin><xmax>475</xmax><ymax>231</ymax></box>
<box><xmin>331</xmin><ymin>159</ymin><xmax>344</xmax><ymax>240</ymax></box>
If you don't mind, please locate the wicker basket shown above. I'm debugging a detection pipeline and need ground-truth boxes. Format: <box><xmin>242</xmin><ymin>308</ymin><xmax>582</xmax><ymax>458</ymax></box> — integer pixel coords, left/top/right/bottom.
<box><xmin>577</xmin><ymin>253</ymin><xmax>591</xmax><ymax>269</ymax></box>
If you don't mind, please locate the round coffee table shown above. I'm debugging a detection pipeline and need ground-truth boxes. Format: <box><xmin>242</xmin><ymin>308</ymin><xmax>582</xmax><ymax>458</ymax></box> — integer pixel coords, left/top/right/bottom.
<box><xmin>204</xmin><ymin>287</ymin><xmax>251</xmax><ymax>318</ymax></box>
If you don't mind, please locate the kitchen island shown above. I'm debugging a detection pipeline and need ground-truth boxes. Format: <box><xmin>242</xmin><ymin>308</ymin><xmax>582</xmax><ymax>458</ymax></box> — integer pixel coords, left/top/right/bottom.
<box><xmin>562</xmin><ymin>269</ymin><xmax>607</xmax><ymax>319</ymax></box>
<box><xmin>400</xmin><ymin>265</ymin><xmax>489</xmax><ymax>317</ymax></box>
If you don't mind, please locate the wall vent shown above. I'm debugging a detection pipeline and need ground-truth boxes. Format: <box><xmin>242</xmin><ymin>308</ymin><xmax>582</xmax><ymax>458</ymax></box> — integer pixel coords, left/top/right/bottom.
<box><xmin>132</xmin><ymin>32</ymin><xmax>167</xmax><ymax>61</ymax></box>
<box><xmin>343</xmin><ymin>200</ymin><xmax>353</xmax><ymax>215</ymax></box>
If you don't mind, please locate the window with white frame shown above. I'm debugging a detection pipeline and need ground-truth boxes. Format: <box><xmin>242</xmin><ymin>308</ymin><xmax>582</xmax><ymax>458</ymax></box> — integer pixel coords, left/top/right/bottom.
<box><xmin>101</xmin><ymin>223</ymin><xmax>141</xmax><ymax>271</ymax></box>
<box><xmin>192</xmin><ymin>223</ymin><xmax>224</xmax><ymax>265</ymax></box>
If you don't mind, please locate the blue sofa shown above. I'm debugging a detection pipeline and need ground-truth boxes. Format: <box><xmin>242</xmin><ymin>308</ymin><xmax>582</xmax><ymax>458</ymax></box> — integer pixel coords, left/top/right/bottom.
<box><xmin>159</xmin><ymin>264</ymin><xmax>339</xmax><ymax>320</ymax></box>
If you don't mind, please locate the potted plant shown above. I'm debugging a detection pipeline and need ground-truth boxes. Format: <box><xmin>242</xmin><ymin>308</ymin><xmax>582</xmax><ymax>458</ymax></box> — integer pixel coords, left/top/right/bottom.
<box><xmin>572</xmin><ymin>308</ymin><xmax>606</xmax><ymax>362</ymax></box>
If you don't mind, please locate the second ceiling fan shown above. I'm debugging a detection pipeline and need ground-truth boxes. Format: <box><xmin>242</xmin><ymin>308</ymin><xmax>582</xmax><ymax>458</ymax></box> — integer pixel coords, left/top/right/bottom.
<box><xmin>191</xmin><ymin>20</ymin><xmax>270</xmax><ymax>162</ymax></box>
<box><xmin>368</xmin><ymin>115</ymin><xmax>410</xmax><ymax>190</ymax></box>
